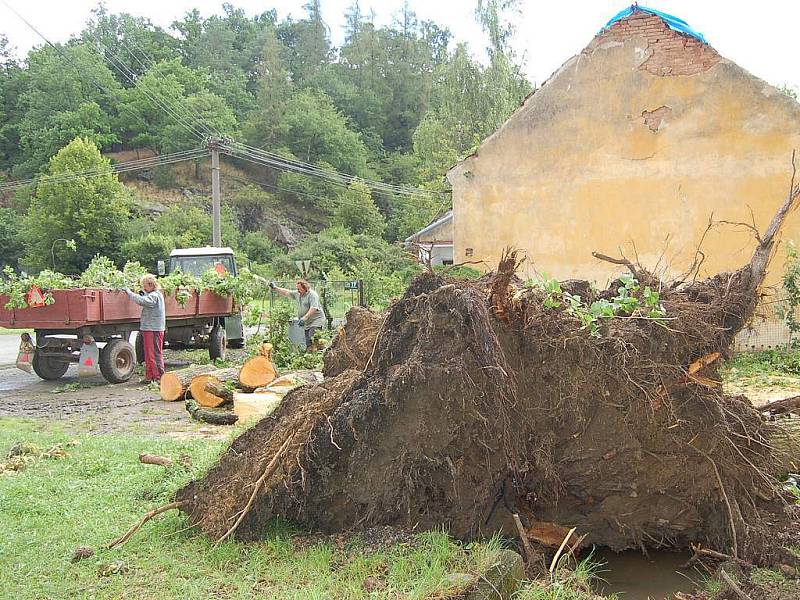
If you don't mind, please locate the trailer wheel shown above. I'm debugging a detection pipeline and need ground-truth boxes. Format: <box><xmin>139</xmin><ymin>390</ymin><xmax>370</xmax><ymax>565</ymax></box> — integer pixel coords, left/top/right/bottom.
<box><xmin>100</xmin><ymin>339</ymin><xmax>136</xmax><ymax>384</ymax></box>
<box><xmin>32</xmin><ymin>351</ymin><xmax>70</xmax><ymax>380</ymax></box>
<box><xmin>209</xmin><ymin>325</ymin><xmax>226</xmax><ymax>361</ymax></box>
<box><xmin>134</xmin><ymin>332</ymin><xmax>145</xmax><ymax>364</ymax></box>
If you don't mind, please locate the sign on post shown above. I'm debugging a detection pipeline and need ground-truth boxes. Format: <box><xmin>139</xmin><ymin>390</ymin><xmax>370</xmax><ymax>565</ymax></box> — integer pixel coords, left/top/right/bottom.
<box><xmin>295</xmin><ymin>259</ymin><xmax>311</xmax><ymax>276</ymax></box>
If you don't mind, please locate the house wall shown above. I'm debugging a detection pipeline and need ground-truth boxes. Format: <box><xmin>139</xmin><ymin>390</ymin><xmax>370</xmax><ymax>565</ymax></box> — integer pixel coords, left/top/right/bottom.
<box><xmin>409</xmin><ymin>217</ymin><xmax>454</xmax><ymax>265</ymax></box>
<box><xmin>447</xmin><ymin>12</ymin><xmax>800</xmax><ymax>294</ymax></box>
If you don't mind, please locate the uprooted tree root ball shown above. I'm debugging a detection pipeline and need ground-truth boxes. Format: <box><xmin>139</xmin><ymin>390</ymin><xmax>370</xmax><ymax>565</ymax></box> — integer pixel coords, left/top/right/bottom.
<box><xmin>176</xmin><ymin>191</ymin><xmax>800</xmax><ymax>564</ymax></box>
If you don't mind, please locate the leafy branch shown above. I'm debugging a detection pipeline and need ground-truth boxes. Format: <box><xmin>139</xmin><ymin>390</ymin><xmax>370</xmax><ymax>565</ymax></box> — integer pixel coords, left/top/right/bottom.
<box><xmin>526</xmin><ymin>274</ymin><xmax>667</xmax><ymax>337</ymax></box>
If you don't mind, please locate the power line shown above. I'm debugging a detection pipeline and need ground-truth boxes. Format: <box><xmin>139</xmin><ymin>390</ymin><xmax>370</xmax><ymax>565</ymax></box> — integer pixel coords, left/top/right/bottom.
<box><xmin>82</xmin><ymin>30</ymin><xmax>211</xmax><ymax>142</ymax></box>
<box><xmin>0</xmin><ymin>148</ymin><xmax>207</xmax><ymax>191</ymax></box>
<box><xmin>222</xmin><ymin>142</ymin><xmax>449</xmax><ymax>199</ymax></box>
<box><xmin>3</xmin><ymin>0</ymin><xmax>210</xmax><ymax>144</ymax></box>
<box><xmin>223</xmin><ymin>151</ymin><xmax>450</xmax><ymax>218</ymax></box>
<box><xmin>115</xmin><ymin>34</ymin><xmax>221</xmax><ymax>139</ymax></box>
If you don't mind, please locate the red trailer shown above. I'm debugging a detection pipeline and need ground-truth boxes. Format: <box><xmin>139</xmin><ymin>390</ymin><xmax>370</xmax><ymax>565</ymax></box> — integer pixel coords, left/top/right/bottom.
<box><xmin>0</xmin><ymin>289</ymin><xmax>234</xmax><ymax>383</ymax></box>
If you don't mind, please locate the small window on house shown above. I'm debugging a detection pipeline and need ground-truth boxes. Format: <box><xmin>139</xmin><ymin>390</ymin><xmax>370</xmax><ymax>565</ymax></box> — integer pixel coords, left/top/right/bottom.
<box><xmin>465</xmin><ymin>248</ymin><xmax>474</xmax><ymax>257</ymax></box>
<box><xmin>443</xmin><ymin>260</ymin><xmax>454</xmax><ymax>266</ymax></box>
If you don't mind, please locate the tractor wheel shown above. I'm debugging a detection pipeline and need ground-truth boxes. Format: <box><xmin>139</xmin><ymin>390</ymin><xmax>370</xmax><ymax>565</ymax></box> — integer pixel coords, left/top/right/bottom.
<box><xmin>100</xmin><ymin>339</ymin><xmax>136</xmax><ymax>384</ymax></box>
<box><xmin>134</xmin><ymin>332</ymin><xmax>145</xmax><ymax>364</ymax></box>
<box><xmin>32</xmin><ymin>351</ymin><xmax>70</xmax><ymax>380</ymax></box>
<box><xmin>209</xmin><ymin>326</ymin><xmax>227</xmax><ymax>361</ymax></box>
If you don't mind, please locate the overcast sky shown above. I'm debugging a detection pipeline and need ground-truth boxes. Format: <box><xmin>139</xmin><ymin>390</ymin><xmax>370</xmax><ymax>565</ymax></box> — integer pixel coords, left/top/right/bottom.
<box><xmin>1</xmin><ymin>0</ymin><xmax>798</xmax><ymax>90</ymax></box>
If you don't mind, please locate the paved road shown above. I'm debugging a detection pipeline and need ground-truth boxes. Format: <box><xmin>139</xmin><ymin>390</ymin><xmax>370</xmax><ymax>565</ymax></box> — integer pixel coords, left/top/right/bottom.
<box><xmin>0</xmin><ymin>334</ymin><xmax>19</xmax><ymax>366</ymax></box>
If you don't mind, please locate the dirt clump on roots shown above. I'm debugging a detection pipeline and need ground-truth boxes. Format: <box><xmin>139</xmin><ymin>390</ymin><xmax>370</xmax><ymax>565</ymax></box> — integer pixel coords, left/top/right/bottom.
<box><xmin>322</xmin><ymin>306</ymin><xmax>384</xmax><ymax>378</ymax></box>
<box><xmin>176</xmin><ymin>194</ymin><xmax>800</xmax><ymax>564</ymax></box>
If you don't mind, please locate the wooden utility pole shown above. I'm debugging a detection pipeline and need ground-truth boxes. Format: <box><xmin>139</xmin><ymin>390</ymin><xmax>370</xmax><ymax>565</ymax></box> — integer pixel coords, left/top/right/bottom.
<box><xmin>210</xmin><ymin>141</ymin><xmax>222</xmax><ymax>247</ymax></box>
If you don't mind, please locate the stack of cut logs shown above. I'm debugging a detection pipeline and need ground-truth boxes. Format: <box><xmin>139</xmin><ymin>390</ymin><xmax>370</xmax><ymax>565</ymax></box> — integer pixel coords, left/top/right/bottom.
<box><xmin>160</xmin><ymin>343</ymin><xmax>282</xmax><ymax>425</ymax></box>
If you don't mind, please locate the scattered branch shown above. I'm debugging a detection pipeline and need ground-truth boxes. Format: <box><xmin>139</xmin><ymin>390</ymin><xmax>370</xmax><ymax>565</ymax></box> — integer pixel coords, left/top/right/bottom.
<box><xmin>107</xmin><ymin>500</ymin><xmax>188</xmax><ymax>549</ymax></box>
<box><xmin>512</xmin><ymin>513</ymin><xmax>535</xmax><ymax>565</ymax></box>
<box><xmin>720</xmin><ymin>568</ymin><xmax>753</xmax><ymax>600</ymax></box>
<box><xmin>139</xmin><ymin>453</ymin><xmax>172</xmax><ymax>467</ymax></box>
<box><xmin>548</xmin><ymin>526</ymin><xmax>577</xmax><ymax>575</ymax></box>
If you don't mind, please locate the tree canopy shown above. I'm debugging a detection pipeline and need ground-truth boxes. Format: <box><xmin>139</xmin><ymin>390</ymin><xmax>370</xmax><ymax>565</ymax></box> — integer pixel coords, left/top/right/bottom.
<box><xmin>0</xmin><ymin>1</ymin><xmax>532</xmax><ymax>282</ymax></box>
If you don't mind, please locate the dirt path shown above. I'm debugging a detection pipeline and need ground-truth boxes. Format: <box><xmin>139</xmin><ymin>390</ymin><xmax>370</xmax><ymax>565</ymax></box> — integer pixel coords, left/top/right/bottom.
<box><xmin>0</xmin><ymin>356</ymin><xmax>234</xmax><ymax>440</ymax></box>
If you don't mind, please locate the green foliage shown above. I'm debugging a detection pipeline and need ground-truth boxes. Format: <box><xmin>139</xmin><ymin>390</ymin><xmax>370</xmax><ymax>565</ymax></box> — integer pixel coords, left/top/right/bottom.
<box><xmin>0</xmin><ymin>208</ymin><xmax>24</xmax><ymax>269</ymax></box>
<box><xmin>120</xmin><ymin>234</ymin><xmax>175</xmax><ymax>272</ymax></box>
<box><xmin>12</xmin><ymin>44</ymin><xmax>122</xmax><ymax>177</ymax></box>
<box><xmin>241</xmin><ymin>232</ymin><xmax>281</xmax><ymax>264</ymax></box>
<box><xmin>153</xmin><ymin>205</ymin><xmax>240</xmax><ymax>250</ymax></box>
<box><xmin>78</xmin><ymin>255</ymin><xmax>145</xmax><ymax>289</ymax></box>
<box><xmin>528</xmin><ymin>274</ymin><xmax>666</xmax><ymax>337</ymax></box>
<box><xmin>333</xmin><ymin>180</ymin><xmax>385</xmax><ymax>236</ymax></box>
<box><xmin>280</xmin><ymin>89</ymin><xmax>371</xmax><ymax>177</ymax></box>
<box><xmin>21</xmin><ymin>138</ymin><xmax>131</xmax><ymax>274</ymax></box>
<box><xmin>724</xmin><ymin>350</ymin><xmax>800</xmax><ymax>378</ymax></box>
<box><xmin>781</xmin><ymin>242</ymin><xmax>800</xmax><ymax>346</ymax></box>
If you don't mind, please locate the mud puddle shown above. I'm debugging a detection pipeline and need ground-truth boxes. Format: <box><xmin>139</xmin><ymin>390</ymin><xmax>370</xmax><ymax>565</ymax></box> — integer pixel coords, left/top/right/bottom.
<box><xmin>593</xmin><ymin>549</ymin><xmax>703</xmax><ymax>600</ymax></box>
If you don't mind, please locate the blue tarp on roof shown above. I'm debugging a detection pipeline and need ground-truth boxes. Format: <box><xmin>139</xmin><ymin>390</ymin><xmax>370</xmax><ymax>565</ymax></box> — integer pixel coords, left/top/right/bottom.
<box><xmin>603</xmin><ymin>4</ymin><xmax>708</xmax><ymax>44</ymax></box>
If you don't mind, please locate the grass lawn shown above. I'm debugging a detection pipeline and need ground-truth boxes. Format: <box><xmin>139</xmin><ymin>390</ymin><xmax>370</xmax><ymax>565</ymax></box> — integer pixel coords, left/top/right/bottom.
<box><xmin>0</xmin><ymin>418</ymin><xmax>603</xmax><ymax>599</ymax></box>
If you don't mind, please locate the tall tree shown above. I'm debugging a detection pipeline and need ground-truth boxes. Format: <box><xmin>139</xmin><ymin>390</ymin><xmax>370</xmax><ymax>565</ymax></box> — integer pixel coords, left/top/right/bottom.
<box><xmin>22</xmin><ymin>138</ymin><xmax>131</xmax><ymax>273</ymax></box>
<box><xmin>12</xmin><ymin>43</ymin><xmax>122</xmax><ymax>177</ymax></box>
<box><xmin>277</xmin><ymin>0</ymin><xmax>332</xmax><ymax>85</ymax></box>
<box><xmin>83</xmin><ymin>7</ymin><xmax>177</xmax><ymax>83</ymax></box>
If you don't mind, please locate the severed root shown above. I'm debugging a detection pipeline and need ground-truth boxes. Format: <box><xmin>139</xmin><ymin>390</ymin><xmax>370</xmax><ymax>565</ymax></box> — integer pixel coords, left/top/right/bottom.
<box><xmin>513</xmin><ymin>513</ymin><xmax>535</xmax><ymax>565</ymax></box>
<box><xmin>215</xmin><ymin>435</ymin><xmax>293</xmax><ymax>545</ymax></box>
<box><xmin>107</xmin><ymin>500</ymin><xmax>189</xmax><ymax>549</ymax></box>
<box><xmin>719</xmin><ymin>568</ymin><xmax>753</xmax><ymax>600</ymax></box>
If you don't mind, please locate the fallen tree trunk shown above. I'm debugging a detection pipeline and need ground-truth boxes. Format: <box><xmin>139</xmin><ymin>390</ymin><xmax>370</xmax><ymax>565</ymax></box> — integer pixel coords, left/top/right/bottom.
<box><xmin>160</xmin><ymin>366</ymin><xmax>220</xmax><ymax>402</ymax></box>
<box><xmin>762</xmin><ymin>395</ymin><xmax>800</xmax><ymax>416</ymax></box>
<box><xmin>185</xmin><ymin>399</ymin><xmax>238</xmax><ymax>426</ymax></box>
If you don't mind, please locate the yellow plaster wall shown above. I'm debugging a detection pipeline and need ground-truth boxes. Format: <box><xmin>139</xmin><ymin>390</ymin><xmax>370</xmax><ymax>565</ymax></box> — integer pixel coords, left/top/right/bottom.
<box><xmin>447</xmin><ymin>36</ymin><xmax>800</xmax><ymax>291</ymax></box>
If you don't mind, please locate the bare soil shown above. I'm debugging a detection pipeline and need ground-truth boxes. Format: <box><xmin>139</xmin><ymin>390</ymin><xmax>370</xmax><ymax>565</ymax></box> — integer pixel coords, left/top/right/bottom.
<box><xmin>0</xmin><ymin>355</ymin><xmax>234</xmax><ymax>440</ymax></box>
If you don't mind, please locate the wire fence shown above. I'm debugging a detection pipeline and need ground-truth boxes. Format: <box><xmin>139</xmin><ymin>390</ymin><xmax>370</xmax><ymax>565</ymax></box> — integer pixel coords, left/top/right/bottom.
<box><xmin>249</xmin><ymin>280</ymin><xmax>368</xmax><ymax>329</ymax></box>
<box><xmin>734</xmin><ymin>296</ymin><xmax>799</xmax><ymax>351</ymax></box>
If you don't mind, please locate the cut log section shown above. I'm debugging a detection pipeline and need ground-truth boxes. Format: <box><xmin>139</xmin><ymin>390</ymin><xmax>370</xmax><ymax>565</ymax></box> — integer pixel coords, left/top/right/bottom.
<box><xmin>160</xmin><ymin>366</ymin><xmax>220</xmax><ymax>402</ymax></box>
<box><xmin>239</xmin><ymin>343</ymin><xmax>278</xmax><ymax>390</ymax></box>
<box><xmin>203</xmin><ymin>380</ymin><xmax>234</xmax><ymax>408</ymax></box>
<box><xmin>189</xmin><ymin>367</ymin><xmax>241</xmax><ymax>408</ymax></box>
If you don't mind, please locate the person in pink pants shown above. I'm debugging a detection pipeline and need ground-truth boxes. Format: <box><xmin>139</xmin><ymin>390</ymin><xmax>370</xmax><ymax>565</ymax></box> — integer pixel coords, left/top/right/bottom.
<box><xmin>125</xmin><ymin>275</ymin><xmax>166</xmax><ymax>383</ymax></box>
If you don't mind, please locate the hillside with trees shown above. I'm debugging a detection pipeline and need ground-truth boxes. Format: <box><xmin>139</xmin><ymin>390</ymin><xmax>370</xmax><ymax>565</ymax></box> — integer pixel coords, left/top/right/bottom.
<box><xmin>0</xmin><ymin>1</ymin><xmax>531</xmax><ymax>294</ymax></box>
